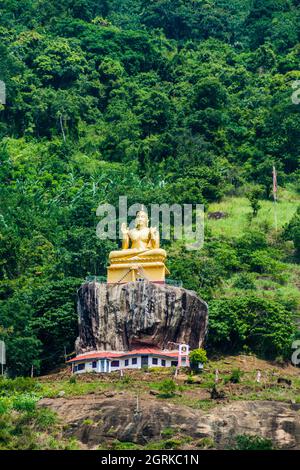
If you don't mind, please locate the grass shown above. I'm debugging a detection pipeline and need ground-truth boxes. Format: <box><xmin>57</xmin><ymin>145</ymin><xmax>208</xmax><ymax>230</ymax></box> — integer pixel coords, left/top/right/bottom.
<box><xmin>37</xmin><ymin>357</ymin><xmax>300</xmax><ymax>406</ymax></box>
<box><xmin>1</xmin><ymin>356</ymin><xmax>299</xmax><ymax>449</ymax></box>
<box><xmin>207</xmin><ymin>191</ymin><xmax>299</xmax><ymax>238</ymax></box>
<box><xmin>144</xmin><ymin>436</ymin><xmax>193</xmax><ymax>450</ymax></box>
<box><xmin>41</xmin><ymin>379</ymin><xmax>110</xmax><ymax>398</ymax></box>
<box><xmin>172</xmin><ymin>396</ymin><xmax>216</xmax><ymax>410</ymax></box>
<box><xmin>0</xmin><ymin>401</ymin><xmax>81</xmax><ymax>450</ymax></box>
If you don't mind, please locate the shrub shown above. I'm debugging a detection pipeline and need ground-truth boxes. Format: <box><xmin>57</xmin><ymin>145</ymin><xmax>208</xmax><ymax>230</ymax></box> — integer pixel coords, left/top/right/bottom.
<box><xmin>233</xmin><ymin>434</ymin><xmax>274</xmax><ymax>450</ymax></box>
<box><xmin>229</xmin><ymin>368</ymin><xmax>243</xmax><ymax>384</ymax></box>
<box><xmin>83</xmin><ymin>419</ymin><xmax>94</xmax><ymax>426</ymax></box>
<box><xmin>0</xmin><ymin>377</ymin><xmax>41</xmax><ymax>395</ymax></box>
<box><xmin>158</xmin><ymin>379</ymin><xmax>176</xmax><ymax>398</ymax></box>
<box><xmin>35</xmin><ymin>408</ymin><xmax>57</xmax><ymax>430</ymax></box>
<box><xmin>0</xmin><ymin>415</ymin><xmax>14</xmax><ymax>445</ymax></box>
<box><xmin>249</xmin><ymin>250</ymin><xmax>285</xmax><ymax>276</ymax></box>
<box><xmin>196</xmin><ymin>437</ymin><xmax>215</xmax><ymax>449</ymax></box>
<box><xmin>235</xmin><ymin>231</ymin><xmax>268</xmax><ymax>264</ymax></box>
<box><xmin>283</xmin><ymin>205</ymin><xmax>300</xmax><ymax>258</ymax></box>
<box><xmin>161</xmin><ymin>427</ymin><xmax>175</xmax><ymax>437</ymax></box>
<box><xmin>186</xmin><ymin>375</ymin><xmax>194</xmax><ymax>384</ymax></box>
<box><xmin>163</xmin><ymin>438</ymin><xmax>182</xmax><ymax>449</ymax></box>
<box><xmin>120</xmin><ymin>375</ymin><xmax>132</xmax><ymax>384</ymax></box>
<box><xmin>111</xmin><ymin>440</ymin><xmax>140</xmax><ymax>450</ymax></box>
<box><xmin>189</xmin><ymin>349</ymin><xmax>208</xmax><ymax>370</ymax></box>
<box><xmin>0</xmin><ymin>398</ymin><xmax>11</xmax><ymax>415</ymax></box>
<box><xmin>208</xmin><ymin>296</ymin><xmax>295</xmax><ymax>359</ymax></box>
<box><xmin>12</xmin><ymin>395</ymin><xmax>37</xmax><ymax>412</ymax></box>
<box><xmin>246</xmin><ymin>184</ymin><xmax>264</xmax><ymax>217</ymax></box>
<box><xmin>233</xmin><ymin>273</ymin><xmax>256</xmax><ymax>290</ymax></box>
<box><xmin>63</xmin><ymin>438</ymin><xmax>81</xmax><ymax>450</ymax></box>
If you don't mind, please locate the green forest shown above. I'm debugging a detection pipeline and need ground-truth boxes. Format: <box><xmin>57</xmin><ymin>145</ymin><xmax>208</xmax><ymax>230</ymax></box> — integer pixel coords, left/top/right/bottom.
<box><xmin>0</xmin><ymin>0</ymin><xmax>300</xmax><ymax>376</ymax></box>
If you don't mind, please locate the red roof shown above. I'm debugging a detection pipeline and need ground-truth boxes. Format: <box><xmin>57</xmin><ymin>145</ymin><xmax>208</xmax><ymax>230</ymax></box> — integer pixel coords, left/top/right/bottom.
<box><xmin>67</xmin><ymin>347</ymin><xmax>179</xmax><ymax>363</ymax></box>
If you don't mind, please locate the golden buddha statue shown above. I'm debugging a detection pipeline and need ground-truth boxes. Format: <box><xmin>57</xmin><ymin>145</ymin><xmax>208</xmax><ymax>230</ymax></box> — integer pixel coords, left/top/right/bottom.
<box><xmin>107</xmin><ymin>210</ymin><xmax>169</xmax><ymax>283</ymax></box>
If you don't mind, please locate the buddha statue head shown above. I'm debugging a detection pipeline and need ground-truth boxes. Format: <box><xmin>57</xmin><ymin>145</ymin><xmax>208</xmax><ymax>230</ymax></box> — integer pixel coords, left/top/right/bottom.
<box><xmin>135</xmin><ymin>209</ymin><xmax>149</xmax><ymax>229</ymax></box>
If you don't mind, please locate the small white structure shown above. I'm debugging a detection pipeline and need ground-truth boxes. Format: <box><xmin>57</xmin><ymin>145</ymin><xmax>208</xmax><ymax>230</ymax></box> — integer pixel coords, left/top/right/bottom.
<box><xmin>67</xmin><ymin>347</ymin><xmax>188</xmax><ymax>374</ymax></box>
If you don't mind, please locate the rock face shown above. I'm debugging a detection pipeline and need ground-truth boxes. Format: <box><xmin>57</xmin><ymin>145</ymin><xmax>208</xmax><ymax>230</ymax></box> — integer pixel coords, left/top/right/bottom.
<box><xmin>75</xmin><ymin>280</ymin><xmax>208</xmax><ymax>353</ymax></box>
<box><xmin>40</xmin><ymin>396</ymin><xmax>300</xmax><ymax>449</ymax></box>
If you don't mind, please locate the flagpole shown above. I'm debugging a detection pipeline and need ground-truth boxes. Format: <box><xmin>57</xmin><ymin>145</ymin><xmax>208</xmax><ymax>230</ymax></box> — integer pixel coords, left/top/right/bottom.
<box><xmin>272</xmin><ymin>166</ymin><xmax>278</xmax><ymax>231</ymax></box>
<box><xmin>274</xmin><ymin>196</ymin><xmax>278</xmax><ymax>232</ymax></box>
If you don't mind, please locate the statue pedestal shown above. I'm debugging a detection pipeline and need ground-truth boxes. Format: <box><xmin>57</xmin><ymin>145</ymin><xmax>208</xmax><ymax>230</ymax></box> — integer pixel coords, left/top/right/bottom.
<box><xmin>107</xmin><ymin>249</ymin><xmax>170</xmax><ymax>283</ymax></box>
<box><xmin>107</xmin><ymin>261</ymin><xmax>169</xmax><ymax>283</ymax></box>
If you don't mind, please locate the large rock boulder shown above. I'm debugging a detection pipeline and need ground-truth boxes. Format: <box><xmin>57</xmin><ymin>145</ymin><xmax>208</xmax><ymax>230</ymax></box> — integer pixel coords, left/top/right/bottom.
<box><xmin>40</xmin><ymin>396</ymin><xmax>300</xmax><ymax>449</ymax></box>
<box><xmin>75</xmin><ymin>280</ymin><xmax>208</xmax><ymax>353</ymax></box>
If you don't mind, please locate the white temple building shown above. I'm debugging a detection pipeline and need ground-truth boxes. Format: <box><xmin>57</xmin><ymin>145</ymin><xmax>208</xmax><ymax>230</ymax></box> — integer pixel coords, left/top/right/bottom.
<box><xmin>68</xmin><ymin>346</ymin><xmax>189</xmax><ymax>374</ymax></box>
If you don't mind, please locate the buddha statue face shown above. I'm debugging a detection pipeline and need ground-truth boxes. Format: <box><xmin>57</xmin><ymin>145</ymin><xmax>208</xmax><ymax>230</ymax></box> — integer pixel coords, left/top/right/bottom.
<box><xmin>135</xmin><ymin>210</ymin><xmax>149</xmax><ymax>229</ymax></box>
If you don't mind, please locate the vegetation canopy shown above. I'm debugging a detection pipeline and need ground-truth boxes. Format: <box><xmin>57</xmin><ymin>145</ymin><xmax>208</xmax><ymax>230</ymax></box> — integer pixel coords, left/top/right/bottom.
<box><xmin>0</xmin><ymin>0</ymin><xmax>299</xmax><ymax>375</ymax></box>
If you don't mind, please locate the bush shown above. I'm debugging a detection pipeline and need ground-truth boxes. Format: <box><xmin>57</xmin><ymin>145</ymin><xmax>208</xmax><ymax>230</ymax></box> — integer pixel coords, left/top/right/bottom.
<box><xmin>12</xmin><ymin>395</ymin><xmax>37</xmax><ymax>412</ymax></box>
<box><xmin>189</xmin><ymin>349</ymin><xmax>208</xmax><ymax>370</ymax></box>
<box><xmin>229</xmin><ymin>368</ymin><xmax>243</xmax><ymax>384</ymax></box>
<box><xmin>0</xmin><ymin>398</ymin><xmax>11</xmax><ymax>415</ymax></box>
<box><xmin>161</xmin><ymin>427</ymin><xmax>175</xmax><ymax>437</ymax></box>
<box><xmin>196</xmin><ymin>437</ymin><xmax>215</xmax><ymax>449</ymax></box>
<box><xmin>208</xmin><ymin>296</ymin><xmax>295</xmax><ymax>359</ymax></box>
<box><xmin>111</xmin><ymin>440</ymin><xmax>140</xmax><ymax>450</ymax></box>
<box><xmin>283</xmin><ymin>205</ymin><xmax>300</xmax><ymax>258</ymax></box>
<box><xmin>235</xmin><ymin>231</ymin><xmax>268</xmax><ymax>265</ymax></box>
<box><xmin>249</xmin><ymin>250</ymin><xmax>285</xmax><ymax>276</ymax></box>
<box><xmin>233</xmin><ymin>434</ymin><xmax>274</xmax><ymax>450</ymax></box>
<box><xmin>162</xmin><ymin>438</ymin><xmax>182</xmax><ymax>449</ymax></box>
<box><xmin>0</xmin><ymin>377</ymin><xmax>41</xmax><ymax>395</ymax></box>
<box><xmin>158</xmin><ymin>379</ymin><xmax>176</xmax><ymax>398</ymax></box>
<box><xmin>246</xmin><ymin>184</ymin><xmax>264</xmax><ymax>217</ymax></box>
<box><xmin>233</xmin><ymin>273</ymin><xmax>256</xmax><ymax>290</ymax></box>
<box><xmin>35</xmin><ymin>408</ymin><xmax>57</xmax><ymax>430</ymax></box>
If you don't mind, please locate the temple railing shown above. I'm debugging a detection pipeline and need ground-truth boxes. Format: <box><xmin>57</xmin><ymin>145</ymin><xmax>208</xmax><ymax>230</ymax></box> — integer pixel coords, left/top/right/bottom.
<box><xmin>85</xmin><ymin>275</ymin><xmax>107</xmax><ymax>283</ymax></box>
<box><xmin>165</xmin><ymin>279</ymin><xmax>183</xmax><ymax>287</ymax></box>
<box><xmin>85</xmin><ymin>275</ymin><xmax>183</xmax><ymax>287</ymax></box>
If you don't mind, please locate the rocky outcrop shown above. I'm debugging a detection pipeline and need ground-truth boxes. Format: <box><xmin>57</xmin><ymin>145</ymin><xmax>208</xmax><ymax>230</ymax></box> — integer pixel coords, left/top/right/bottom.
<box><xmin>40</xmin><ymin>395</ymin><xmax>300</xmax><ymax>449</ymax></box>
<box><xmin>75</xmin><ymin>280</ymin><xmax>208</xmax><ymax>353</ymax></box>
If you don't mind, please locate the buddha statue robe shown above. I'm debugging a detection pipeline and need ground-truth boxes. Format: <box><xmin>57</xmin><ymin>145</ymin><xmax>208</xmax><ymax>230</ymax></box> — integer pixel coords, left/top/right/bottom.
<box><xmin>107</xmin><ymin>210</ymin><xmax>169</xmax><ymax>283</ymax></box>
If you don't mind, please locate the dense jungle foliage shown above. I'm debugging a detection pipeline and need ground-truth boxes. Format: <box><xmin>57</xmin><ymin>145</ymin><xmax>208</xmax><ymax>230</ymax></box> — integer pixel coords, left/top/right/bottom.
<box><xmin>0</xmin><ymin>0</ymin><xmax>299</xmax><ymax>375</ymax></box>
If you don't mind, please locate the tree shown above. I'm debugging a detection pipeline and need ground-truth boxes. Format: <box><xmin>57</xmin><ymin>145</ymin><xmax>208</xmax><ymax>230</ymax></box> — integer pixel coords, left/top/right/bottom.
<box><xmin>189</xmin><ymin>348</ymin><xmax>207</xmax><ymax>371</ymax></box>
<box><xmin>283</xmin><ymin>205</ymin><xmax>300</xmax><ymax>258</ymax></box>
<box><xmin>246</xmin><ymin>184</ymin><xmax>264</xmax><ymax>217</ymax></box>
<box><xmin>208</xmin><ymin>296</ymin><xmax>296</xmax><ymax>358</ymax></box>
<box><xmin>0</xmin><ymin>0</ymin><xmax>299</xmax><ymax>377</ymax></box>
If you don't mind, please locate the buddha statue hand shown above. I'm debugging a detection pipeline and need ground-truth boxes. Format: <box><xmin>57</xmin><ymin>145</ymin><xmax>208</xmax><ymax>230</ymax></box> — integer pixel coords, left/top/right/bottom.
<box><xmin>150</xmin><ymin>227</ymin><xmax>157</xmax><ymax>238</ymax></box>
<box><xmin>121</xmin><ymin>222</ymin><xmax>129</xmax><ymax>235</ymax></box>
